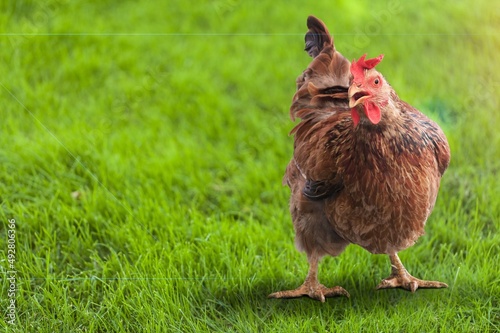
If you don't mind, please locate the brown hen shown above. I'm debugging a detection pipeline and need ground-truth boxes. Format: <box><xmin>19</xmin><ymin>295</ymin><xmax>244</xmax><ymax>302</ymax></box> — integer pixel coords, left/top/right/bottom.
<box><xmin>269</xmin><ymin>16</ymin><xmax>450</xmax><ymax>302</ymax></box>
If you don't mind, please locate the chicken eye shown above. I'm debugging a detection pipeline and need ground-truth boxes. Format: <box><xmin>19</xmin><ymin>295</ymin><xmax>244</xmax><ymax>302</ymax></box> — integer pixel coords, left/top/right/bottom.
<box><xmin>374</xmin><ymin>78</ymin><xmax>380</xmax><ymax>85</ymax></box>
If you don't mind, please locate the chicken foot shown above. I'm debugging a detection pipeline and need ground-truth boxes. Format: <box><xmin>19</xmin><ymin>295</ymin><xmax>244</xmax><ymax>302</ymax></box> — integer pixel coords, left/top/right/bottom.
<box><xmin>268</xmin><ymin>253</ymin><xmax>349</xmax><ymax>302</ymax></box>
<box><xmin>376</xmin><ymin>253</ymin><xmax>448</xmax><ymax>292</ymax></box>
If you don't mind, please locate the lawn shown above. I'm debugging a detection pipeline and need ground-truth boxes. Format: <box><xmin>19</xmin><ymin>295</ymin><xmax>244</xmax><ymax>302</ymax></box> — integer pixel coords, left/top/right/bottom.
<box><xmin>0</xmin><ymin>0</ymin><xmax>499</xmax><ymax>332</ymax></box>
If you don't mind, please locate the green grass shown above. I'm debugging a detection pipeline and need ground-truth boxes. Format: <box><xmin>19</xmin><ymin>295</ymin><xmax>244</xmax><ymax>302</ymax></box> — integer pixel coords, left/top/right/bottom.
<box><xmin>0</xmin><ymin>0</ymin><xmax>499</xmax><ymax>332</ymax></box>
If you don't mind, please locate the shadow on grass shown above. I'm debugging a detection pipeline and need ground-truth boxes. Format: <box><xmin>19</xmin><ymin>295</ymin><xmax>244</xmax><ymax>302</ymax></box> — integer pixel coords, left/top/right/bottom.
<box><xmin>198</xmin><ymin>273</ymin><xmax>465</xmax><ymax>322</ymax></box>
<box><xmin>203</xmin><ymin>275</ymin><xmax>381</xmax><ymax>312</ymax></box>
<box><xmin>184</xmin><ymin>268</ymin><xmax>498</xmax><ymax>331</ymax></box>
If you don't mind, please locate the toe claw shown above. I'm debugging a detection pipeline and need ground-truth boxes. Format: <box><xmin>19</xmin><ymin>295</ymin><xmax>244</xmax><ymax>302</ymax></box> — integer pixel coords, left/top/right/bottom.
<box><xmin>375</xmin><ymin>280</ymin><xmax>390</xmax><ymax>290</ymax></box>
<box><xmin>409</xmin><ymin>281</ymin><xmax>418</xmax><ymax>293</ymax></box>
<box><xmin>324</xmin><ymin>286</ymin><xmax>350</xmax><ymax>298</ymax></box>
<box><xmin>314</xmin><ymin>294</ymin><xmax>325</xmax><ymax>303</ymax></box>
<box><xmin>267</xmin><ymin>292</ymin><xmax>278</xmax><ymax>299</ymax></box>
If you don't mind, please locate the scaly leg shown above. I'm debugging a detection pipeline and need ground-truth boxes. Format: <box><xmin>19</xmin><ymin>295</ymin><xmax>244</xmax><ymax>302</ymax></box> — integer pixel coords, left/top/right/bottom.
<box><xmin>376</xmin><ymin>253</ymin><xmax>448</xmax><ymax>292</ymax></box>
<box><xmin>268</xmin><ymin>253</ymin><xmax>349</xmax><ymax>302</ymax></box>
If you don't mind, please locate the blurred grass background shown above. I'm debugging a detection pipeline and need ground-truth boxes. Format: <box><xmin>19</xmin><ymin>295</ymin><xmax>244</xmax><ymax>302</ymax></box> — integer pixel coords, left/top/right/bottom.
<box><xmin>0</xmin><ymin>0</ymin><xmax>499</xmax><ymax>332</ymax></box>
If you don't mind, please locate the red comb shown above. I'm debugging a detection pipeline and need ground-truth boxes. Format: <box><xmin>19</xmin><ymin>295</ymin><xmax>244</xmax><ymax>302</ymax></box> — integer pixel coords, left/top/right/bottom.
<box><xmin>351</xmin><ymin>54</ymin><xmax>384</xmax><ymax>84</ymax></box>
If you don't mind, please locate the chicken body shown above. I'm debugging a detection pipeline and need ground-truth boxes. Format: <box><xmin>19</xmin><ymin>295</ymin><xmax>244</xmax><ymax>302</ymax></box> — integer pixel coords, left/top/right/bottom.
<box><xmin>269</xmin><ymin>16</ymin><xmax>450</xmax><ymax>302</ymax></box>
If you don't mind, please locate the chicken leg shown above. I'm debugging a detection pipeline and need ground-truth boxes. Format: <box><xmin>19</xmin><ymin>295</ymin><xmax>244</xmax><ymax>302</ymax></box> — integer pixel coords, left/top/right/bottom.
<box><xmin>376</xmin><ymin>253</ymin><xmax>448</xmax><ymax>292</ymax></box>
<box><xmin>268</xmin><ymin>253</ymin><xmax>349</xmax><ymax>302</ymax></box>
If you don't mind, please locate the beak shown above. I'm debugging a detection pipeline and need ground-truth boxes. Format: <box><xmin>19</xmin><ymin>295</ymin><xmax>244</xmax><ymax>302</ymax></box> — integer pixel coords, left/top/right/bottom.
<box><xmin>348</xmin><ymin>85</ymin><xmax>370</xmax><ymax>108</ymax></box>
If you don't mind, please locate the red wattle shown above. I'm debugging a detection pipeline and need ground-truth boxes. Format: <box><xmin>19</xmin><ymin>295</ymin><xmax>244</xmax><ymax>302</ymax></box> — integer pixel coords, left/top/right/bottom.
<box><xmin>364</xmin><ymin>101</ymin><xmax>381</xmax><ymax>124</ymax></box>
<box><xmin>351</xmin><ymin>108</ymin><xmax>360</xmax><ymax>127</ymax></box>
